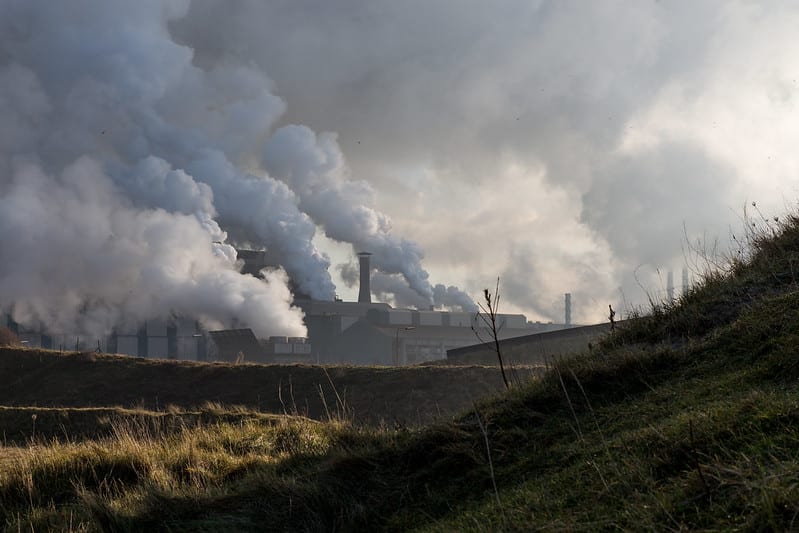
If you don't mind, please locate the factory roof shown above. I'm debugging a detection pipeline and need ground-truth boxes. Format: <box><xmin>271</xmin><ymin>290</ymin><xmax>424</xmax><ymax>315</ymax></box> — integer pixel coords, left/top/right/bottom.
<box><xmin>208</xmin><ymin>329</ymin><xmax>262</xmax><ymax>361</ymax></box>
<box><xmin>295</xmin><ymin>299</ymin><xmax>392</xmax><ymax>316</ymax></box>
<box><xmin>363</xmin><ymin>323</ymin><xmax>556</xmax><ymax>341</ymax></box>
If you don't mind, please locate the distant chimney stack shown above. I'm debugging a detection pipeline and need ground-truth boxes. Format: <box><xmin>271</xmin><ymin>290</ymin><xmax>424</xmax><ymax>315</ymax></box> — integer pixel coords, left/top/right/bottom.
<box><xmin>565</xmin><ymin>293</ymin><xmax>572</xmax><ymax>326</ymax></box>
<box><xmin>667</xmin><ymin>271</ymin><xmax>674</xmax><ymax>302</ymax></box>
<box><xmin>357</xmin><ymin>252</ymin><xmax>372</xmax><ymax>303</ymax></box>
<box><xmin>682</xmin><ymin>268</ymin><xmax>689</xmax><ymax>295</ymax></box>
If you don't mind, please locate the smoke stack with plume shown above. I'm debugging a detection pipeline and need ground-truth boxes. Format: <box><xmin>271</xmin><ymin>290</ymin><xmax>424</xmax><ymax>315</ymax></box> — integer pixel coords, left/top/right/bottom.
<box><xmin>357</xmin><ymin>252</ymin><xmax>372</xmax><ymax>303</ymax></box>
<box><xmin>0</xmin><ymin>157</ymin><xmax>305</xmax><ymax>338</ymax></box>
<box><xmin>0</xmin><ymin>1</ymin><xmax>471</xmax><ymax>337</ymax></box>
<box><xmin>262</xmin><ymin>125</ymin><xmax>476</xmax><ymax>310</ymax></box>
<box><xmin>0</xmin><ymin>1</ymin><xmax>320</xmax><ymax>337</ymax></box>
<box><xmin>366</xmin><ymin>271</ymin><xmax>477</xmax><ymax>313</ymax></box>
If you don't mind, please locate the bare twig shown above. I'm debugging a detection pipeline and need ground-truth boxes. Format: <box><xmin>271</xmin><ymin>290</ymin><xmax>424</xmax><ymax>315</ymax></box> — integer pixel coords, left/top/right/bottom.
<box><xmin>278</xmin><ymin>379</ymin><xmax>288</xmax><ymax>416</ymax></box>
<box><xmin>472</xmin><ymin>278</ymin><xmax>510</xmax><ymax>389</ymax></box>
<box><xmin>322</xmin><ymin>367</ymin><xmax>350</xmax><ymax>422</ymax></box>
<box><xmin>318</xmin><ymin>384</ymin><xmax>332</xmax><ymax>421</ymax></box>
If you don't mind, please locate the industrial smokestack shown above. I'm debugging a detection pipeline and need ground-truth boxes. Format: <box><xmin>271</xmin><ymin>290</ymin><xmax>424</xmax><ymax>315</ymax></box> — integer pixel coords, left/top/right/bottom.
<box><xmin>358</xmin><ymin>252</ymin><xmax>372</xmax><ymax>303</ymax></box>
<box><xmin>564</xmin><ymin>293</ymin><xmax>571</xmax><ymax>326</ymax></box>
<box><xmin>682</xmin><ymin>268</ymin><xmax>689</xmax><ymax>295</ymax></box>
<box><xmin>667</xmin><ymin>271</ymin><xmax>674</xmax><ymax>302</ymax></box>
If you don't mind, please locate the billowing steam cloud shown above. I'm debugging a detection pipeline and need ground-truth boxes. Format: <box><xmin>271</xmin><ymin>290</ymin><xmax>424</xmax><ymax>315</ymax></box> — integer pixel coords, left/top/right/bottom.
<box><xmin>171</xmin><ymin>0</ymin><xmax>799</xmax><ymax>323</ymax></box>
<box><xmin>0</xmin><ymin>157</ymin><xmax>304</xmax><ymax>337</ymax></box>
<box><xmin>262</xmin><ymin>125</ymin><xmax>475</xmax><ymax>309</ymax></box>
<box><xmin>338</xmin><ymin>261</ymin><xmax>476</xmax><ymax>312</ymax></box>
<box><xmin>0</xmin><ymin>0</ymin><xmax>473</xmax><ymax>337</ymax></box>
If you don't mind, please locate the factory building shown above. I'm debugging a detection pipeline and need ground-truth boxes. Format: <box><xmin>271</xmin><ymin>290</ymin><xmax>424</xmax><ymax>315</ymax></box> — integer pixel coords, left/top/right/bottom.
<box><xmin>300</xmin><ymin>305</ymin><xmax>566</xmax><ymax>366</ymax></box>
<box><xmin>207</xmin><ymin>329</ymin><xmax>313</xmax><ymax>364</ymax></box>
<box><xmin>2</xmin><ymin>250</ymin><xmax>573</xmax><ymax>366</ymax></box>
<box><xmin>447</xmin><ymin>322</ymin><xmax>617</xmax><ymax>366</ymax></box>
<box><xmin>3</xmin><ymin>313</ymin><xmax>210</xmax><ymax>360</ymax></box>
<box><xmin>292</xmin><ymin>252</ymin><xmax>571</xmax><ymax>365</ymax></box>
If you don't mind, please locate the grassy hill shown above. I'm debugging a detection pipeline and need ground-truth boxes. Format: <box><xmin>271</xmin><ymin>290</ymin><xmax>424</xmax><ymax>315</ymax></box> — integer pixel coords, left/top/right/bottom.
<box><xmin>5</xmin><ymin>215</ymin><xmax>799</xmax><ymax>530</ymax></box>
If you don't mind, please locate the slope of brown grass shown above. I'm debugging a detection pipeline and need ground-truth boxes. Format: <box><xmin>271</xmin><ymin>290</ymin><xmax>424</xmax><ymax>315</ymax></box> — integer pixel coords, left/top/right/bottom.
<box><xmin>0</xmin><ymin>405</ymin><xmax>293</xmax><ymax>446</ymax></box>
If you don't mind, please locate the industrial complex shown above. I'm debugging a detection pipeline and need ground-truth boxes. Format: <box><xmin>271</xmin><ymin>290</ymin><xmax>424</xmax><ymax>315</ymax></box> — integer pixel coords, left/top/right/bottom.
<box><xmin>3</xmin><ymin>251</ymin><xmax>575</xmax><ymax>366</ymax></box>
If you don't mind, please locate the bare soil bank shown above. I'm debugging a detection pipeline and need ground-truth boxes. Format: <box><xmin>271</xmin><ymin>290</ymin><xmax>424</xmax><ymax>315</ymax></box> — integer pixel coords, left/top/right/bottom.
<box><xmin>0</xmin><ymin>348</ymin><xmax>540</xmax><ymax>426</ymax></box>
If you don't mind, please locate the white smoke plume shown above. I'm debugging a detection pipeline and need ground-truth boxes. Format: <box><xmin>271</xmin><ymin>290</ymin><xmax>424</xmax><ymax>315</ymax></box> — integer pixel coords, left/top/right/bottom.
<box><xmin>369</xmin><ymin>271</ymin><xmax>479</xmax><ymax>313</ymax></box>
<box><xmin>0</xmin><ymin>0</ymin><xmax>470</xmax><ymax>336</ymax></box>
<box><xmin>263</xmin><ymin>124</ymin><xmax>475</xmax><ymax>308</ymax></box>
<box><xmin>168</xmin><ymin>0</ymin><xmax>799</xmax><ymax>323</ymax></box>
<box><xmin>0</xmin><ymin>157</ymin><xmax>304</xmax><ymax>337</ymax></box>
<box><xmin>432</xmin><ymin>284</ymin><xmax>479</xmax><ymax>313</ymax></box>
<box><xmin>0</xmin><ymin>0</ymin><xmax>315</xmax><ymax>336</ymax></box>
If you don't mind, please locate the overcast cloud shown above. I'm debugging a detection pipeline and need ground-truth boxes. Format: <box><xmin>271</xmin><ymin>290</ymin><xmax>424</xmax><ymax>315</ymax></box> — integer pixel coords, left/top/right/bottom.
<box><xmin>2</xmin><ymin>1</ymin><xmax>798</xmax><ymax>333</ymax></box>
<box><xmin>170</xmin><ymin>0</ymin><xmax>799</xmax><ymax>322</ymax></box>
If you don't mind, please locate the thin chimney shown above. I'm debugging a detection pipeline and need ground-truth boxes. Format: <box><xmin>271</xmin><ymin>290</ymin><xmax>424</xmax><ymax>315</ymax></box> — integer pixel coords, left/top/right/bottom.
<box><xmin>564</xmin><ymin>293</ymin><xmax>571</xmax><ymax>326</ymax></box>
<box><xmin>357</xmin><ymin>252</ymin><xmax>372</xmax><ymax>303</ymax></box>
<box><xmin>667</xmin><ymin>271</ymin><xmax>674</xmax><ymax>302</ymax></box>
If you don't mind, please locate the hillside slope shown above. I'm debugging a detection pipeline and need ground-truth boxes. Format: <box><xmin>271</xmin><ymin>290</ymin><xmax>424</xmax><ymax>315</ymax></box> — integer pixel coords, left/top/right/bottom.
<box><xmin>5</xmin><ymin>217</ymin><xmax>799</xmax><ymax>531</ymax></box>
<box><xmin>99</xmin><ymin>292</ymin><xmax>799</xmax><ymax>531</ymax></box>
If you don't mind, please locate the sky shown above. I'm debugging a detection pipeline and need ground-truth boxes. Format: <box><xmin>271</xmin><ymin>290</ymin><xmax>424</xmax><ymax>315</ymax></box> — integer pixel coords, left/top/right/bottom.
<box><xmin>2</xmin><ymin>0</ymin><xmax>799</xmax><ymax>335</ymax></box>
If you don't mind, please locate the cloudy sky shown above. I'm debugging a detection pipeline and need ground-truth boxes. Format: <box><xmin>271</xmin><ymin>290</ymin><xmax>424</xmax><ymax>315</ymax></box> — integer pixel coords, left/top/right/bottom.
<box><xmin>173</xmin><ymin>0</ymin><xmax>799</xmax><ymax>321</ymax></box>
<box><xmin>2</xmin><ymin>0</ymin><xmax>799</xmax><ymax>335</ymax></box>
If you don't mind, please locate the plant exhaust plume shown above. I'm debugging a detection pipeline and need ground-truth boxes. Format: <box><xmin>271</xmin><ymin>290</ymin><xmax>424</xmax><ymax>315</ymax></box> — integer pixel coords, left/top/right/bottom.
<box><xmin>0</xmin><ymin>0</ymin><xmax>474</xmax><ymax>337</ymax></box>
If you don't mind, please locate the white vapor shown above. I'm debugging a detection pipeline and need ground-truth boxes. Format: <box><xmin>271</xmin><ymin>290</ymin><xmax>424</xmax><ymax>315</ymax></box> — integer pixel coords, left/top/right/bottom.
<box><xmin>263</xmin><ymin>124</ymin><xmax>474</xmax><ymax>307</ymax></box>
<box><xmin>173</xmin><ymin>0</ymin><xmax>799</xmax><ymax>323</ymax></box>
<box><xmin>0</xmin><ymin>157</ymin><xmax>304</xmax><ymax>337</ymax></box>
<box><xmin>0</xmin><ymin>0</ymin><xmax>473</xmax><ymax>337</ymax></box>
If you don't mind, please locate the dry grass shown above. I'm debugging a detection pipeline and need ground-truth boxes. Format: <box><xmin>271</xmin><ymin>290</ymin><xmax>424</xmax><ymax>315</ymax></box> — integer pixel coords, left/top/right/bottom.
<box><xmin>0</xmin><ymin>414</ymin><xmax>347</xmax><ymax>531</ymax></box>
<box><xmin>0</xmin><ymin>327</ymin><xmax>19</xmax><ymax>347</ymax></box>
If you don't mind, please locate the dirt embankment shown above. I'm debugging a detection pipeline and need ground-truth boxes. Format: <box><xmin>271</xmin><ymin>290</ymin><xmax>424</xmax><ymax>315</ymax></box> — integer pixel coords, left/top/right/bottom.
<box><xmin>0</xmin><ymin>348</ymin><xmax>540</xmax><ymax>426</ymax></box>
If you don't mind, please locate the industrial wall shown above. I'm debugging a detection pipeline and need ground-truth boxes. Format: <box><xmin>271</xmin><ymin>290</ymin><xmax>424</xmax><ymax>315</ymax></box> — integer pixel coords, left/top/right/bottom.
<box><xmin>446</xmin><ymin>322</ymin><xmax>614</xmax><ymax>366</ymax></box>
<box><xmin>3</xmin><ymin>313</ymin><xmax>207</xmax><ymax>360</ymax></box>
<box><xmin>297</xmin><ymin>297</ymin><xmax>560</xmax><ymax>365</ymax></box>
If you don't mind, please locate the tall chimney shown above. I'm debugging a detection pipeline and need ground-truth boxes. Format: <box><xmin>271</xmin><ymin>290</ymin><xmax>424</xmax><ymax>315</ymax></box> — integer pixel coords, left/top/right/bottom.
<box><xmin>564</xmin><ymin>293</ymin><xmax>571</xmax><ymax>326</ymax></box>
<box><xmin>682</xmin><ymin>268</ymin><xmax>689</xmax><ymax>295</ymax></box>
<box><xmin>357</xmin><ymin>252</ymin><xmax>372</xmax><ymax>303</ymax></box>
<box><xmin>667</xmin><ymin>271</ymin><xmax>674</xmax><ymax>302</ymax></box>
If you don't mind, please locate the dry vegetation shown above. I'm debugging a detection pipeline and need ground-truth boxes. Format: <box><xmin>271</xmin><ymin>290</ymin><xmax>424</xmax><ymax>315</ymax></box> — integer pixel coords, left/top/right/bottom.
<box><xmin>0</xmin><ymin>327</ymin><xmax>18</xmax><ymax>347</ymax></box>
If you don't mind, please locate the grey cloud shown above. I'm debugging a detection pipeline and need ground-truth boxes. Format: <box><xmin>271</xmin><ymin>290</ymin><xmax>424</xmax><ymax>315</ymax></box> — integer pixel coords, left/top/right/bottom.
<box><xmin>336</xmin><ymin>262</ymin><xmax>359</xmax><ymax>288</ymax></box>
<box><xmin>500</xmin><ymin>245</ymin><xmax>553</xmax><ymax>321</ymax></box>
<box><xmin>0</xmin><ymin>0</ymin><xmax>315</xmax><ymax>335</ymax></box>
<box><xmin>3</xmin><ymin>0</ymin><xmax>788</xmax><ymax>332</ymax></box>
<box><xmin>262</xmin><ymin>121</ymin><xmax>472</xmax><ymax>306</ymax></box>
<box><xmin>172</xmin><ymin>0</ymin><xmax>742</xmax><ymax>318</ymax></box>
<box><xmin>0</xmin><ymin>0</ymin><xmax>480</xmax><ymax>337</ymax></box>
<box><xmin>581</xmin><ymin>142</ymin><xmax>735</xmax><ymax>266</ymax></box>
